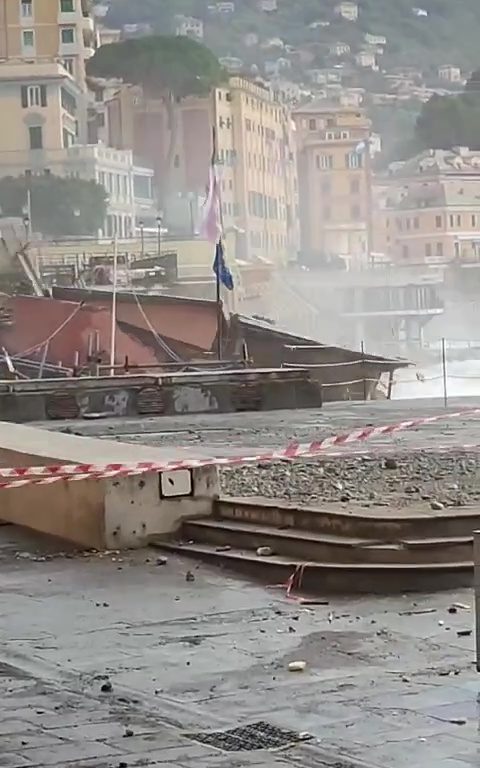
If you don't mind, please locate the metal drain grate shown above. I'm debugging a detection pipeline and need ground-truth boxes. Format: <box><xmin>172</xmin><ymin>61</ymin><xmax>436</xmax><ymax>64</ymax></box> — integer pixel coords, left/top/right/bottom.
<box><xmin>186</xmin><ymin>721</ymin><xmax>299</xmax><ymax>752</ymax></box>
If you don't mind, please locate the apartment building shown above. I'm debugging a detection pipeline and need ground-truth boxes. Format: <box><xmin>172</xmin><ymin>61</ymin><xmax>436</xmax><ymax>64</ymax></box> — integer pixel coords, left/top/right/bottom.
<box><xmin>214</xmin><ymin>77</ymin><xmax>298</xmax><ymax>263</ymax></box>
<box><xmin>0</xmin><ymin>0</ymin><xmax>156</xmax><ymax>237</ymax></box>
<box><xmin>106</xmin><ymin>77</ymin><xmax>299</xmax><ymax>263</ymax></box>
<box><xmin>377</xmin><ymin>148</ymin><xmax>480</xmax><ymax>265</ymax></box>
<box><xmin>0</xmin><ymin>0</ymin><xmax>96</xmax><ymax>90</ymax></box>
<box><xmin>293</xmin><ymin>102</ymin><xmax>372</xmax><ymax>266</ymax></box>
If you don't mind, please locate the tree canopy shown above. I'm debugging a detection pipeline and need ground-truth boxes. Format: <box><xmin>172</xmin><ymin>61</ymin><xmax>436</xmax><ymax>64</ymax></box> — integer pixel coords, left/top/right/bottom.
<box><xmin>415</xmin><ymin>88</ymin><xmax>480</xmax><ymax>152</ymax></box>
<box><xmin>0</xmin><ymin>175</ymin><xmax>107</xmax><ymax>238</ymax></box>
<box><xmin>87</xmin><ymin>35</ymin><xmax>225</xmax><ymax>99</ymax></box>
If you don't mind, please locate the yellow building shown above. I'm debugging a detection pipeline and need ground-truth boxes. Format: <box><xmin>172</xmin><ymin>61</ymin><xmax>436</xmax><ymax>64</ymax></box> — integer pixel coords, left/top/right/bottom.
<box><xmin>293</xmin><ymin>102</ymin><xmax>372</xmax><ymax>267</ymax></box>
<box><xmin>0</xmin><ymin>0</ymin><xmax>96</xmax><ymax>90</ymax></box>
<box><xmin>214</xmin><ymin>77</ymin><xmax>299</xmax><ymax>264</ymax></box>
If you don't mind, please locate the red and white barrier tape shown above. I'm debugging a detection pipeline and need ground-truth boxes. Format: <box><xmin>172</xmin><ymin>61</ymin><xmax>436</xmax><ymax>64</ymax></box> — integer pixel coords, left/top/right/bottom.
<box><xmin>0</xmin><ymin>407</ymin><xmax>479</xmax><ymax>490</ymax></box>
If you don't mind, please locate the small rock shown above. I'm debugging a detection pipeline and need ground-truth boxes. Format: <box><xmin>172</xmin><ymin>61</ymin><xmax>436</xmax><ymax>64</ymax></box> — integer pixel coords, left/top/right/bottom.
<box><xmin>185</xmin><ymin>570</ymin><xmax>195</xmax><ymax>582</ymax></box>
<box><xmin>401</xmin><ymin>676</ymin><xmax>410</xmax><ymax>683</ymax></box>
<box><xmin>430</xmin><ymin>501</ymin><xmax>444</xmax><ymax>511</ymax></box>
<box><xmin>118</xmin><ymin>763</ymin><xmax>128</xmax><ymax>768</ymax></box>
<box><xmin>288</xmin><ymin>626</ymin><xmax>296</xmax><ymax>633</ymax></box>
<box><xmin>123</xmin><ymin>728</ymin><xmax>134</xmax><ymax>738</ymax></box>
<box><xmin>155</xmin><ymin>557</ymin><xmax>168</xmax><ymax>566</ymax></box>
<box><xmin>288</xmin><ymin>661</ymin><xmax>307</xmax><ymax>672</ymax></box>
<box><xmin>438</xmin><ymin>620</ymin><xmax>445</xmax><ymax>627</ymax></box>
<box><xmin>256</xmin><ymin>546</ymin><xmax>273</xmax><ymax>557</ymax></box>
<box><xmin>100</xmin><ymin>680</ymin><xmax>113</xmax><ymax>693</ymax></box>
<box><xmin>384</xmin><ymin>458</ymin><xmax>398</xmax><ymax>470</ymax></box>
<box><xmin>447</xmin><ymin>606</ymin><xmax>457</xmax><ymax>614</ymax></box>
<box><xmin>340</xmin><ymin>494</ymin><xmax>351</xmax><ymax>503</ymax></box>
<box><xmin>449</xmin><ymin>718</ymin><xmax>467</xmax><ymax>726</ymax></box>
<box><xmin>215</xmin><ymin>545</ymin><xmax>232</xmax><ymax>552</ymax></box>
<box><xmin>457</xmin><ymin>629</ymin><xmax>472</xmax><ymax>637</ymax></box>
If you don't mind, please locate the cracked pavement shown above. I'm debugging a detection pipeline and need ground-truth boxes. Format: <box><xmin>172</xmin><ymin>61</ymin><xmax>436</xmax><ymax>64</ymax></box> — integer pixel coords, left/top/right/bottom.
<box><xmin>0</xmin><ymin>525</ymin><xmax>479</xmax><ymax>768</ymax></box>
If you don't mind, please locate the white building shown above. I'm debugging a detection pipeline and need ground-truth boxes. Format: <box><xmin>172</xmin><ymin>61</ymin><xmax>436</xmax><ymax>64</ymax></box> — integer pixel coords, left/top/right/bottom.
<box><xmin>356</xmin><ymin>50</ymin><xmax>377</xmax><ymax>69</ymax></box>
<box><xmin>174</xmin><ymin>15</ymin><xmax>204</xmax><ymax>40</ymax></box>
<box><xmin>334</xmin><ymin>2</ymin><xmax>359</xmax><ymax>21</ymax></box>
<box><xmin>329</xmin><ymin>41</ymin><xmax>351</xmax><ymax>56</ymax></box>
<box><xmin>257</xmin><ymin>0</ymin><xmax>277</xmax><ymax>10</ymax></box>
<box><xmin>438</xmin><ymin>65</ymin><xmax>462</xmax><ymax>83</ymax></box>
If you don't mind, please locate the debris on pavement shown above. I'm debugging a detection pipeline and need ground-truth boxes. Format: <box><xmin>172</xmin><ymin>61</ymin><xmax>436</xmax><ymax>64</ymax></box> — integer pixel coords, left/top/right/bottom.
<box><xmin>288</xmin><ymin>661</ymin><xmax>307</xmax><ymax>672</ymax></box>
<box><xmin>256</xmin><ymin>546</ymin><xmax>274</xmax><ymax>557</ymax></box>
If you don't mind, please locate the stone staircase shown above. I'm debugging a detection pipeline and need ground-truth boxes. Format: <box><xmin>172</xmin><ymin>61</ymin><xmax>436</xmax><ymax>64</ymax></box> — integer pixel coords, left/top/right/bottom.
<box><xmin>150</xmin><ymin>497</ymin><xmax>480</xmax><ymax>594</ymax></box>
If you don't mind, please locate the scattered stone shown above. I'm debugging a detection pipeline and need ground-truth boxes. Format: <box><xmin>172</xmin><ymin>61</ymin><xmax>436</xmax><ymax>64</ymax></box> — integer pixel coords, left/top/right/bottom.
<box><xmin>430</xmin><ymin>501</ymin><xmax>444</xmax><ymax>511</ymax></box>
<box><xmin>401</xmin><ymin>676</ymin><xmax>410</xmax><ymax>683</ymax></box>
<box><xmin>438</xmin><ymin>620</ymin><xmax>445</xmax><ymax>627</ymax></box>
<box><xmin>185</xmin><ymin>571</ymin><xmax>195</xmax><ymax>582</ymax></box>
<box><xmin>288</xmin><ymin>661</ymin><xmax>307</xmax><ymax>672</ymax></box>
<box><xmin>100</xmin><ymin>680</ymin><xmax>113</xmax><ymax>693</ymax></box>
<box><xmin>384</xmin><ymin>458</ymin><xmax>398</xmax><ymax>470</ymax></box>
<box><xmin>447</xmin><ymin>606</ymin><xmax>458</xmax><ymax>614</ymax></box>
<box><xmin>215</xmin><ymin>545</ymin><xmax>232</xmax><ymax>552</ymax></box>
<box><xmin>123</xmin><ymin>728</ymin><xmax>134</xmax><ymax>738</ymax></box>
<box><xmin>256</xmin><ymin>546</ymin><xmax>273</xmax><ymax>557</ymax></box>
<box><xmin>155</xmin><ymin>557</ymin><xmax>168</xmax><ymax>566</ymax></box>
<box><xmin>457</xmin><ymin>629</ymin><xmax>472</xmax><ymax>637</ymax></box>
<box><xmin>449</xmin><ymin>718</ymin><xmax>467</xmax><ymax>725</ymax></box>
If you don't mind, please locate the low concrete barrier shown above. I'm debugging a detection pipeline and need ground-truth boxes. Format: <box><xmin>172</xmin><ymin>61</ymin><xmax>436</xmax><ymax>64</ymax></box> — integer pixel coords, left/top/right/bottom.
<box><xmin>0</xmin><ymin>423</ymin><xmax>219</xmax><ymax>549</ymax></box>
<box><xmin>0</xmin><ymin>368</ymin><xmax>321</xmax><ymax>423</ymax></box>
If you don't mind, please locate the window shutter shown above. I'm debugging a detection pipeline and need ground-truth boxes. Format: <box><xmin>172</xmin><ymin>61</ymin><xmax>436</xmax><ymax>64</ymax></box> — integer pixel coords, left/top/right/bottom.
<box><xmin>21</xmin><ymin>86</ymin><xmax>28</xmax><ymax>108</ymax></box>
<box><xmin>40</xmin><ymin>85</ymin><xmax>47</xmax><ymax>107</ymax></box>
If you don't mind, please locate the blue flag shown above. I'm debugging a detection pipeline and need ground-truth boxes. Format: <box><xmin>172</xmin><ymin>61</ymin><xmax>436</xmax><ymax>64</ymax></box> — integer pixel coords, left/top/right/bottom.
<box><xmin>213</xmin><ymin>240</ymin><xmax>234</xmax><ymax>291</ymax></box>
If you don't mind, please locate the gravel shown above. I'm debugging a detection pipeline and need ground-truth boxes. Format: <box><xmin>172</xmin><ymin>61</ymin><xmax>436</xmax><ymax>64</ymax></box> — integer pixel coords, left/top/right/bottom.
<box><xmin>220</xmin><ymin>451</ymin><xmax>480</xmax><ymax>508</ymax></box>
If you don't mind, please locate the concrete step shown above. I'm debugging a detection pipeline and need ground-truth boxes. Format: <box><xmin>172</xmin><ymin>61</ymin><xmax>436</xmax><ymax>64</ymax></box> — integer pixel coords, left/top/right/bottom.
<box><xmin>216</xmin><ymin>497</ymin><xmax>480</xmax><ymax>540</ymax></box>
<box><xmin>150</xmin><ymin>539</ymin><xmax>472</xmax><ymax>594</ymax></box>
<box><xmin>181</xmin><ymin>518</ymin><xmax>473</xmax><ymax>566</ymax></box>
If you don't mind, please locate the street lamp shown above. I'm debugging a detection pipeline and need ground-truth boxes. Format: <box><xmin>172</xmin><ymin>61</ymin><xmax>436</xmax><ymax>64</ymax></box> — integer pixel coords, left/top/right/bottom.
<box><xmin>139</xmin><ymin>219</ymin><xmax>145</xmax><ymax>257</ymax></box>
<box><xmin>22</xmin><ymin>212</ymin><xmax>31</xmax><ymax>241</ymax></box>
<box><xmin>156</xmin><ymin>212</ymin><xmax>163</xmax><ymax>257</ymax></box>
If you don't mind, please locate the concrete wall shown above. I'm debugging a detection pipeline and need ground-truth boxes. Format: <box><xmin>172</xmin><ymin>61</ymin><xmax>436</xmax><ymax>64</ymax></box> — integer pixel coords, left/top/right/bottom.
<box><xmin>0</xmin><ymin>368</ymin><xmax>321</xmax><ymax>423</ymax></box>
<box><xmin>0</xmin><ymin>423</ymin><xmax>219</xmax><ymax>549</ymax></box>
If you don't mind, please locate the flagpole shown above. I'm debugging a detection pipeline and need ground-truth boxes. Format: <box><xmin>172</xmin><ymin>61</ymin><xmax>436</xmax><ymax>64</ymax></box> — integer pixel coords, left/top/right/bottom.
<box><xmin>212</xmin><ymin>122</ymin><xmax>223</xmax><ymax>361</ymax></box>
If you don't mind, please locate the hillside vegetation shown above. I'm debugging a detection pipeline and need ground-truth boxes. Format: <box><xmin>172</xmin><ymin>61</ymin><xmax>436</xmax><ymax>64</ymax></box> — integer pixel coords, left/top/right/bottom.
<box><xmin>102</xmin><ymin>0</ymin><xmax>480</xmax><ymax>72</ymax></box>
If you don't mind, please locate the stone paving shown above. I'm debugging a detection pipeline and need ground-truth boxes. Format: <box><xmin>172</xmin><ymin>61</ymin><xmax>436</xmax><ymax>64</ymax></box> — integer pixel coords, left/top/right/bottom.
<box><xmin>0</xmin><ymin>525</ymin><xmax>479</xmax><ymax>767</ymax></box>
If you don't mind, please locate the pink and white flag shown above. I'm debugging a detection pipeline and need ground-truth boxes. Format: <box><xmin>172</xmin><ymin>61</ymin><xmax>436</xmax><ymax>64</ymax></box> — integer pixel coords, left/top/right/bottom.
<box><xmin>200</xmin><ymin>164</ymin><xmax>222</xmax><ymax>243</ymax></box>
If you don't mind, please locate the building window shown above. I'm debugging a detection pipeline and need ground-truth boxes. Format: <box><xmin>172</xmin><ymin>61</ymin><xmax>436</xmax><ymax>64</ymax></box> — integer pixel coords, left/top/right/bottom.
<box><xmin>402</xmin><ymin>245</ymin><xmax>409</xmax><ymax>259</ymax></box>
<box><xmin>457</xmin><ymin>214</ymin><xmax>461</xmax><ymax>226</ymax></box>
<box><xmin>61</xmin><ymin>87</ymin><xmax>76</xmax><ymax>116</ymax></box>
<box><xmin>22</xmin><ymin>29</ymin><xmax>35</xmax><ymax>48</ymax></box>
<box><xmin>21</xmin><ymin>1</ymin><xmax>33</xmax><ymax>18</ymax></box>
<box><xmin>316</xmin><ymin>154</ymin><xmax>333</xmax><ymax>170</ymax></box>
<box><xmin>436</xmin><ymin>242</ymin><xmax>443</xmax><ymax>258</ymax></box>
<box><xmin>435</xmin><ymin>215</ymin><xmax>442</xmax><ymax>228</ymax></box>
<box><xmin>413</xmin><ymin>217</ymin><xmax>419</xmax><ymax>229</ymax></box>
<box><xmin>350</xmin><ymin>178</ymin><xmax>360</xmax><ymax>194</ymax></box>
<box><xmin>346</xmin><ymin>152</ymin><xmax>361</xmax><ymax>169</ymax></box>
<box><xmin>245</xmin><ymin>118</ymin><xmax>251</xmax><ymax>131</ymax></box>
<box><xmin>326</xmin><ymin>131</ymin><xmax>335</xmax><ymax>140</ymax></box>
<box><xmin>425</xmin><ymin>243</ymin><xmax>432</xmax><ymax>258</ymax></box>
<box><xmin>21</xmin><ymin>84</ymin><xmax>47</xmax><ymax>107</ymax></box>
<box><xmin>351</xmin><ymin>204</ymin><xmax>361</xmax><ymax>220</ymax></box>
<box><xmin>61</xmin><ymin>27</ymin><xmax>75</xmax><ymax>44</ymax></box>
<box><xmin>449</xmin><ymin>214</ymin><xmax>455</xmax><ymax>227</ymax></box>
<box><xmin>472</xmin><ymin>215</ymin><xmax>477</xmax><ymax>228</ymax></box>
<box><xmin>29</xmin><ymin>126</ymin><xmax>43</xmax><ymax>150</ymax></box>
<box><xmin>308</xmin><ymin>118</ymin><xmax>316</xmax><ymax>130</ymax></box>
<box><xmin>340</xmin><ymin>130</ymin><xmax>350</xmax><ymax>139</ymax></box>
<box><xmin>62</xmin><ymin>58</ymin><xmax>74</xmax><ymax>75</ymax></box>
<box><xmin>60</xmin><ymin>0</ymin><xmax>75</xmax><ymax>11</ymax></box>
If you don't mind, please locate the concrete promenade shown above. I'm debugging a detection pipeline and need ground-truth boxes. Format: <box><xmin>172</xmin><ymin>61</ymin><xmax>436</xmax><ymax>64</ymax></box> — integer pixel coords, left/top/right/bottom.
<box><xmin>0</xmin><ymin>525</ymin><xmax>478</xmax><ymax>767</ymax></box>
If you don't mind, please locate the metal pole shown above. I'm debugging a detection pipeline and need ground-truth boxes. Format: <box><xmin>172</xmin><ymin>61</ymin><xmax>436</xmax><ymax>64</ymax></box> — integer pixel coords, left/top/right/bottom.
<box><xmin>157</xmin><ymin>220</ymin><xmax>161</xmax><ymax>257</ymax></box>
<box><xmin>216</xmin><ymin>267</ymin><xmax>222</xmax><ymax>360</ymax></box>
<box><xmin>475</xmin><ymin>530</ymin><xmax>480</xmax><ymax>672</ymax></box>
<box><xmin>109</xmin><ymin>235</ymin><xmax>118</xmax><ymax>376</ymax></box>
<box><xmin>140</xmin><ymin>222</ymin><xmax>144</xmax><ymax>258</ymax></box>
<box><xmin>361</xmin><ymin>340</ymin><xmax>367</xmax><ymax>401</ymax></box>
<box><xmin>441</xmin><ymin>337</ymin><xmax>448</xmax><ymax>408</ymax></box>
